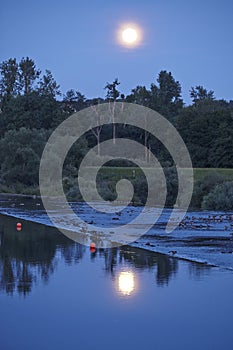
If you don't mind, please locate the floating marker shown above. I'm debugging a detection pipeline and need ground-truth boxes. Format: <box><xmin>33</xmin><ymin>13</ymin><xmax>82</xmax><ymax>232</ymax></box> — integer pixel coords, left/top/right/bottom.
<box><xmin>90</xmin><ymin>242</ymin><xmax>96</xmax><ymax>253</ymax></box>
<box><xmin>16</xmin><ymin>222</ymin><xmax>22</xmax><ymax>231</ymax></box>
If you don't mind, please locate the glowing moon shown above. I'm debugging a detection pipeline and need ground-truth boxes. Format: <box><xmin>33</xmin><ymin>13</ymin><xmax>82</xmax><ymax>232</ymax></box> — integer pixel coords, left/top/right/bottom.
<box><xmin>117</xmin><ymin>24</ymin><xmax>142</xmax><ymax>48</ymax></box>
<box><xmin>122</xmin><ymin>28</ymin><xmax>138</xmax><ymax>44</ymax></box>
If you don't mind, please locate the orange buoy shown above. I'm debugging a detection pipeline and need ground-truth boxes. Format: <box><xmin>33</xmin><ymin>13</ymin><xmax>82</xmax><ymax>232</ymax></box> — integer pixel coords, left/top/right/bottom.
<box><xmin>16</xmin><ymin>222</ymin><xmax>22</xmax><ymax>231</ymax></box>
<box><xmin>90</xmin><ymin>242</ymin><xmax>96</xmax><ymax>253</ymax></box>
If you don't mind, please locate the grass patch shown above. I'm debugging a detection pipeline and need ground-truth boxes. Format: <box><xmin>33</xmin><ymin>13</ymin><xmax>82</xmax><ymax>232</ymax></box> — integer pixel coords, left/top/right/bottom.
<box><xmin>194</xmin><ymin>168</ymin><xmax>233</xmax><ymax>180</ymax></box>
<box><xmin>83</xmin><ymin>166</ymin><xmax>233</xmax><ymax>182</ymax></box>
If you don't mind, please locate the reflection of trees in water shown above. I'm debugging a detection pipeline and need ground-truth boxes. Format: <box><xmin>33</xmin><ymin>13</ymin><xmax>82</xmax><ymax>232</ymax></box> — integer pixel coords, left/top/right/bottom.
<box><xmin>61</xmin><ymin>244</ymin><xmax>86</xmax><ymax>265</ymax></box>
<box><xmin>0</xmin><ymin>214</ymin><xmax>85</xmax><ymax>296</ymax></box>
<box><xmin>0</xmin><ymin>213</ymin><xmax>211</xmax><ymax>296</ymax></box>
<box><xmin>188</xmin><ymin>262</ymin><xmax>211</xmax><ymax>280</ymax></box>
<box><xmin>156</xmin><ymin>254</ymin><xmax>178</xmax><ymax>286</ymax></box>
<box><xmin>101</xmin><ymin>248</ymin><xmax>119</xmax><ymax>273</ymax></box>
<box><xmin>98</xmin><ymin>246</ymin><xmax>179</xmax><ymax>286</ymax></box>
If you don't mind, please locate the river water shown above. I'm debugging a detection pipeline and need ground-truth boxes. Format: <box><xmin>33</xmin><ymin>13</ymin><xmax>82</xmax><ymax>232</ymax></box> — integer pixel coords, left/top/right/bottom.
<box><xmin>0</xmin><ymin>195</ymin><xmax>233</xmax><ymax>349</ymax></box>
<box><xmin>0</xmin><ymin>194</ymin><xmax>233</xmax><ymax>269</ymax></box>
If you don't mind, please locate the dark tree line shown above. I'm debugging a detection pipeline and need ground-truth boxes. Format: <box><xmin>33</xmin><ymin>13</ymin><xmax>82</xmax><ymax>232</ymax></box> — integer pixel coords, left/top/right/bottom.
<box><xmin>0</xmin><ymin>57</ymin><xmax>233</xmax><ymax>208</ymax></box>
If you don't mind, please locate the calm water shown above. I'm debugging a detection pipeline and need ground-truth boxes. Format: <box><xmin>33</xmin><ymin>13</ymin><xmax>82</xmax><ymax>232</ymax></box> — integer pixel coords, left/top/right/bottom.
<box><xmin>0</xmin><ymin>213</ymin><xmax>233</xmax><ymax>350</ymax></box>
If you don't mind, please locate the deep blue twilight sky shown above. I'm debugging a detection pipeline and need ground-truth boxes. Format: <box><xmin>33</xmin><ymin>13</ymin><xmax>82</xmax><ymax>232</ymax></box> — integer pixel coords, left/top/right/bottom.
<box><xmin>1</xmin><ymin>0</ymin><xmax>233</xmax><ymax>104</ymax></box>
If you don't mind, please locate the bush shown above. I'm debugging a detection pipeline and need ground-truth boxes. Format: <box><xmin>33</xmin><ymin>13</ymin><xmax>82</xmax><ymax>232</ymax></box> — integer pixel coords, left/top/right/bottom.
<box><xmin>191</xmin><ymin>171</ymin><xmax>229</xmax><ymax>209</ymax></box>
<box><xmin>201</xmin><ymin>181</ymin><xmax>233</xmax><ymax>210</ymax></box>
<box><xmin>0</xmin><ymin>128</ymin><xmax>49</xmax><ymax>187</ymax></box>
<box><xmin>66</xmin><ymin>185</ymin><xmax>80</xmax><ymax>200</ymax></box>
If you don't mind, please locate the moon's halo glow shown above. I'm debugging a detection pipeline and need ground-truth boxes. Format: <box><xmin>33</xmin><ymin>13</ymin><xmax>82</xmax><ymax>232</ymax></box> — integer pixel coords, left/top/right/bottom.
<box><xmin>117</xmin><ymin>23</ymin><xmax>142</xmax><ymax>48</ymax></box>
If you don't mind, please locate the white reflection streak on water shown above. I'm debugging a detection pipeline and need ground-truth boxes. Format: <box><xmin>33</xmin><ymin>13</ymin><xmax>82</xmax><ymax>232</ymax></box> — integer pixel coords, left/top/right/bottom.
<box><xmin>118</xmin><ymin>271</ymin><xmax>136</xmax><ymax>296</ymax></box>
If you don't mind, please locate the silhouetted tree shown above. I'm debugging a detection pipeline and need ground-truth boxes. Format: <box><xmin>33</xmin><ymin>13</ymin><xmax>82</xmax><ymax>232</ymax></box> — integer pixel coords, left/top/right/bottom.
<box><xmin>38</xmin><ymin>69</ymin><xmax>61</xmax><ymax>97</ymax></box>
<box><xmin>18</xmin><ymin>57</ymin><xmax>41</xmax><ymax>94</ymax></box>
<box><xmin>0</xmin><ymin>58</ymin><xmax>19</xmax><ymax>100</ymax></box>
<box><xmin>190</xmin><ymin>85</ymin><xmax>215</xmax><ymax>103</ymax></box>
<box><xmin>104</xmin><ymin>78</ymin><xmax>120</xmax><ymax>101</ymax></box>
<box><xmin>62</xmin><ymin>89</ymin><xmax>87</xmax><ymax>113</ymax></box>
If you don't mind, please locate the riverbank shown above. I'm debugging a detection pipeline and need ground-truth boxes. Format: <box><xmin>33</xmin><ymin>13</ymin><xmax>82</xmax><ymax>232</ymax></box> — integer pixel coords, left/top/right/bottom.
<box><xmin>1</xmin><ymin>166</ymin><xmax>233</xmax><ymax>209</ymax></box>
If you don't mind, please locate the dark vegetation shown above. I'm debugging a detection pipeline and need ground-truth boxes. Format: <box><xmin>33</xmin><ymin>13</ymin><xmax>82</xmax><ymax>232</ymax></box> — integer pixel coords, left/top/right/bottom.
<box><xmin>0</xmin><ymin>57</ymin><xmax>233</xmax><ymax>209</ymax></box>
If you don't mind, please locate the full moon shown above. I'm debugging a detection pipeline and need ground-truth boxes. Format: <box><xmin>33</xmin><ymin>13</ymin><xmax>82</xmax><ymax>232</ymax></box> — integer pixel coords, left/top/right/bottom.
<box><xmin>122</xmin><ymin>28</ymin><xmax>138</xmax><ymax>44</ymax></box>
<box><xmin>117</xmin><ymin>24</ymin><xmax>142</xmax><ymax>48</ymax></box>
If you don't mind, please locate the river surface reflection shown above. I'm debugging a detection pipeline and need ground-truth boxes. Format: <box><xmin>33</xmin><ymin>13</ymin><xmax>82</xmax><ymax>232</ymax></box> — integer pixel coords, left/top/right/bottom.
<box><xmin>0</xmin><ymin>213</ymin><xmax>233</xmax><ymax>350</ymax></box>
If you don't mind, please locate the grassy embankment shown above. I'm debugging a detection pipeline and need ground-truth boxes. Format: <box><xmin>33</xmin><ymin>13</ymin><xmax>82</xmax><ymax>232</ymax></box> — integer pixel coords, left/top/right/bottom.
<box><xmin>1</xmin><ymin>167</ymin><xmax>233</xmax><ymax>198</ymax></box>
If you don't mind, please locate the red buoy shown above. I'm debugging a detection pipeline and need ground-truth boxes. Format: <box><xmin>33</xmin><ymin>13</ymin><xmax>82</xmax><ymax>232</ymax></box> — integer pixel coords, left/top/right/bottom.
<box><xmin>16</xmin><ymin>222</ymin><xmax>22</xmax><ymax>231</ymax></box>
<box><xmin>90</xmin><ymin>242</ymin><xmax>96</xmax><ymax>253</ymax></box>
